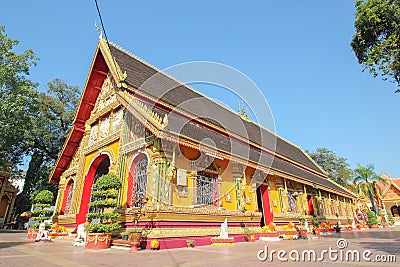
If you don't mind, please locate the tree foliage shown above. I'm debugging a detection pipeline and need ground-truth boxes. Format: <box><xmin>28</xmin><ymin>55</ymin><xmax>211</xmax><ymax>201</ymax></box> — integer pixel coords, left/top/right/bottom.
<box><xmin>307</xmin><ymin>147</ymin><xmax>353</xmax><ymax>186</ymax></box>
<box><xmin>14</xmin><ymin>79</ymin><xmax>80</xmax><ymax>217</ymax></box>
<box><xmin>0</xmin><ymin>27</ymin><xmax>80</xmax><ymax>217</ymax></box>
<box><xmin>353</xmin><ymin>163</ymin><xmax>387</xmax><ymax>212</ymax></box>
<box><xmin>0</xmin><ymin>25</ymin><xmax>39</xmax><ymax>172</ymax></box>
<box><xmin>33</xmin><ymin>79</ymin><xmax>80</xmax><ymax>160</ymax></box>
<box><xmin>351</xmin><ymin>0</ymin><xmax>400</xmax><ymax>90</ymax></box>
<box><xmin>34</xmin><ymin>189</ymin><xmax>54</xmax><ymax>204</ymax></box>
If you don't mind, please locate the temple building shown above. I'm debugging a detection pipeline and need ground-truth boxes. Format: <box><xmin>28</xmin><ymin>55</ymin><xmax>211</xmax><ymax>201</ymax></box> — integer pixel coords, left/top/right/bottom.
<box><xmin>375</xmin><ymin>176</ymin><xmax>400</xmax><ymax>225</ymax></box>
<box><xmin>0</xmin><ymin>168</ymin><xmax>18</xmax><ymax>228</ymax></box>
<box><xmin>50</xmin><ymin>37</ymin><xmax>356</xmax><ymax>248</ymax></box>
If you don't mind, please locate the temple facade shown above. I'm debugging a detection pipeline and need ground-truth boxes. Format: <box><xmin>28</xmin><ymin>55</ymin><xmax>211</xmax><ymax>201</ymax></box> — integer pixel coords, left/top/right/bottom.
<box><xmin>0</xmin><ymin>169</ymin><xmax>18</xmax><ymax>228</ymax></box>
<box><xmin>375</xmin><ymin>176</ymin><xmax>400</xmax><ymax>225</ymax></box>
<box><xmin>50</xmin><ymin>37</ymin><xmax>356</xmax><ymax>247</ymax></box>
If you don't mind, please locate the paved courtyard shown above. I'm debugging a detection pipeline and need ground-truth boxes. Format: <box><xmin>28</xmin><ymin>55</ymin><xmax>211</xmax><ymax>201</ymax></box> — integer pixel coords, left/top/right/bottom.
<box><xmin>0</xmin><ymin>227</ymin><xmax>399</xmax><ymax>267</ymax></box>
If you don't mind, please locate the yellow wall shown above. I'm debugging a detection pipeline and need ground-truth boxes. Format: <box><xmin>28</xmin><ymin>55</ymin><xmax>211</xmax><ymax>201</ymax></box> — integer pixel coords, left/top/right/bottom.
<box><xmin>172</xmin><ymin>172</ymin><xmax>191</xmax><ymax>207</ymax></box>
<box><xmin>244</xmin><ymin>185</ymin><xmax>256</xmax><ymax>212</ymax></box>
<box><xmin>269</xmin><ymin>189</ymin><xmax>281</xmax><ymax>214</ymax></box>
<box><xmin>221</xmin><ymin>181</ymin><xmax>237</xmax><ymax>210</ymax></box>
<box><xmin>83</xmin><ymin>140</ymin><xmax>119</xmax><ymax>175</ymax></box>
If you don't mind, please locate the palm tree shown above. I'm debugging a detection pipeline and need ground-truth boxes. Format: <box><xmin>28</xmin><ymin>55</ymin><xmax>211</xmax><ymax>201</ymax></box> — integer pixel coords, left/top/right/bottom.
<box><xmin>353</xmin><ymin>164</ymin><xmax>387</xmax><ymax>213</ymax></box>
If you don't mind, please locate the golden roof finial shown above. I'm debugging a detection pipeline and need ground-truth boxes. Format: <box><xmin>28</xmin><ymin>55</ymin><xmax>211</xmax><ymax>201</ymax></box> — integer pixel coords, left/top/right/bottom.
<box><xmin>238</xmin><ymin>100</ymin><xmax>249</xmax><ymax>120</ymax></box>
<box><xmin>94</xmin><ymin>21</ymin><xmax>103</xmax><ymax>39</ymax></box>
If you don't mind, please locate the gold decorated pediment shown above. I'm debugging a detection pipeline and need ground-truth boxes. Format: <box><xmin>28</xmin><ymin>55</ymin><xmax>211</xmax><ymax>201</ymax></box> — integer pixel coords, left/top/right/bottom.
<box><xmin>86</xmin><ymin>74</ymin><xmax>124</xmax><ymax>147</ymax></box>
<box><xmin>383</xmin><ymin>185</ymin><xmax>400</xmax><ymax>200</ymax></box>
<box><xmin>92</xmin><ymin>74</ymin><xmax>118</xmax><ymax>115</ymax></box>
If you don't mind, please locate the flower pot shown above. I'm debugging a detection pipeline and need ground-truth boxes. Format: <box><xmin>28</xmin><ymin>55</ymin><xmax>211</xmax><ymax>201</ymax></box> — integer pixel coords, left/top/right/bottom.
<box><xmin>318</xmin><ymin>229</ymin><xmax>328</xmax><ymax>235</ymax></box>
<box><xmin>186</xmin><ymin>240</ymin><xmax>195</xmax><ymax>247</ymax></box>
<box><xmin>27</xmin><ymin>229</ymin><xmax>38</xmax><ymax>239</ymax></box>
<box><xmin>128</xmin><ymin>232</ymin><xmax>143</xmax><ymax>243</ymax></box>
<box><xmin>130</xmin><ymin>242</ymin><xmax>140</xmax><ymax>252</ymax></box>
<box><xmin>244</xmin><ymin>233</ymin><xmax>256</xmax><ymax>242</ymax></box>
<box><xmin>85</xmin><ymin>233</ymin><xmax>112</xmax><ymax>249</ymax></box>
<box><xmin>150</xmin><ymin>239</ymin><xmax>160</xmax><ymax>250</ymax></box>
<box><xmin>259</xmin><ymin>232</ymin><xmax>280</xmax><ymax>238</ymax></box>
<box><xmin>299</xmin><ymin>229</ymin><xmax>307</xmax><ymax>237</ymax></box>
<box><xmin>281</xmin><ymin>230</ymin><xmax>298</xmax><ymax>239</ymax></box>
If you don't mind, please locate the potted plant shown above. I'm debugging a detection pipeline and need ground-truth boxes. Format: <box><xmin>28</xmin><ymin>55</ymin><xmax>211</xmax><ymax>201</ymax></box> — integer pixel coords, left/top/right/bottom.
<box><xmin>317</xmin><ymin>222</ymin><xmax>328</xmax><ymax>235</ymax></box>
<box><xmin>28</xmin><ymin>190</ymin><xmax>54</xmax><ymax>239</ymax></box>
<box><xmin>85</xmin><ymin>174</ymin><xmax>122</xmax><ymax>249</ymax></box>
<box><xmin>120</xmin><ymin>230</ymin><xmax>129</xmax><ymax>241</ymax></box>
<box><xmin>297</xmin><ymin>214</ymin><xmax>308</xmax><ymax>236</ymax></box>
<box><xmin>327</xmin><ymin>221</ymin><xmax>334</xmax><ymax>234</ymax></box>
<box><xmin>387</xmin><ymin>212</ymin><xmax>395</xmax><ymax>226</ymax></box>
<box><xmin>346</xmin><ymin>219</ymin><xmax>353</xmax><ymax>231</ymax></box>
<box><xmin>186</xmin><ymin>239</ymin><xmax>195</xmax><ymax>247</ymax></box>
<box><xmin>126</xmin><ymin>195</ymin><xmax>148</xmax><ymax>252</ymax></box>
<box><xmin>366</xmin><ymin>210</ymin><xmax>379</xmax><ymax>228</ymax></box>
<box><xmin>242</xmin><ymin>226</ymin><xmax>256</xmax><ymax>242</ymax></box>
<box><xmin>311</xmin><ymin>217</ymin><xmax>319</xmax><ymax>234</ymax></box>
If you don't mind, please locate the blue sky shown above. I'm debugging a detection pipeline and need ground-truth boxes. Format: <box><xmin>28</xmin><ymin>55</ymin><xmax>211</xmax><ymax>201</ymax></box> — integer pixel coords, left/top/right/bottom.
<box><xmin>1</xmin><ymin>1</ymin><xmax>399</xmax><ymax>177</ymax></box>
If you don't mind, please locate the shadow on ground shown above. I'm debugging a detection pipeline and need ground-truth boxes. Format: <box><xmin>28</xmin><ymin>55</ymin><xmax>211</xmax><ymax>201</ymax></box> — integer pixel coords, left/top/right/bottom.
<box><xmin>0</xmin><ymin>241</ymin><xmax>27</xmax><ymax>249</ymax></box>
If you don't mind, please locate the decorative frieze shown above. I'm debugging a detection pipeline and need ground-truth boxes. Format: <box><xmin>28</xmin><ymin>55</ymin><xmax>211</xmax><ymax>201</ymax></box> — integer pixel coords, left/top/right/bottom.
<box><xmin>84</xmin><ymin>131</ymin><xmax>120</xmax><ymax>155</ymax></box>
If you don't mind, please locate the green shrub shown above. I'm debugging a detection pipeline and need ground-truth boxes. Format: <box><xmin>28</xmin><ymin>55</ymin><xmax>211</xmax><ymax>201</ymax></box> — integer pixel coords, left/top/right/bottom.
<box><xmin>387</xmin><ymin>212</ymin><xmax>395</xmax><ymax>226</ymax></box>
<box><xmin>34</xmin><ymin>190</ymin><xmax>54</xmax><ymax>204</ymax></box>
<box><xmin>30</xmin><ymin>190</ymin><xmax>54</xmax><ymax>227</ymax></box>
<box><xmin>86</xmin><ymin>174</ymin><xmax>122</xmax><ymax>233</ymax></box>
<box><xmin>366</xmin><ymin>210</ymin><xmax>378</xmax><ymax>226</ymax></box>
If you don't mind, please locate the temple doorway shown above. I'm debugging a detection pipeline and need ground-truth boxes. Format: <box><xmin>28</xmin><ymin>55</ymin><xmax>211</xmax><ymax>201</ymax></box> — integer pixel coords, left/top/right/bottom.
<box><xmin>256</xmin><ymin>184</ymin><xmax>273</xmax><ymax>227</ymax></box>
<box><xmin>77</xmin><ymin>155</ymin><xmax>110</xmax><ymax>224</ymax></box>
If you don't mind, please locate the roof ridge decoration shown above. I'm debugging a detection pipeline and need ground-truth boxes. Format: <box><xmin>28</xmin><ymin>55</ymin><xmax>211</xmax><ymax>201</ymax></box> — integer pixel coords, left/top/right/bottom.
<box><xmin>116</xmin><ymin>90</ymin><xmax>168</xmax><ymax>130</ymax></box>
<box><xmin>98</xmin><ymin>38</ymin><xmax>127</xmax><ymax>88</ymax></box>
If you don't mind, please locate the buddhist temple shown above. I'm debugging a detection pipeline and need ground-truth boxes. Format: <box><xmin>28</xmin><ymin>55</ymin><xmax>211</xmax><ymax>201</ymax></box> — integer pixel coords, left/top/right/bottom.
<box><xmin>50</xmin><ymin>36</ymin><xmax>356</xmax><ymax>248</ymax></box>
<box><xmin>375</xmin><ymin>176</ymin><xmax>400</xmax><ymax>225</ymax></box>
<box><xmin>0</xmin><ymin>168</ymin><xmax>18</xmax><ymax>228</ymax></box>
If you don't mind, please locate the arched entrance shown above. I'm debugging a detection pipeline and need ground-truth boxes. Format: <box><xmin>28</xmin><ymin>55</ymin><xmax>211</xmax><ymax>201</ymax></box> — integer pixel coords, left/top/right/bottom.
<box><xmin>77</xmin><ymin>155</ymin><xmax>110</xmax><ymax>224</ymax></box>
<box><xmin>60</xmin><ymin>179</ymin><xmax>74</xmax><ymax>215</ymax></box>
<box><xmin>127</xmin><ymin>153</ymin><xmax>148</xmax><ymax>207</ymax></box>
<box><xmin>256</xmin><ymin>184</ymin><xmax>273</xmax><ymax>227</ymax></box>
<box><xmin>390</xmin><ymin>205</ymin><xmax>400</xmax><ymax>217</ymax></box>
<box><xmin>307</xmin><ymin>195</ymin><xmax>315</xmax><ymax>216</ymax></box>
<box><xmin>0</xmin><ymin>196</ymin><xmax>9</xmax><ymax>218</ymax></box>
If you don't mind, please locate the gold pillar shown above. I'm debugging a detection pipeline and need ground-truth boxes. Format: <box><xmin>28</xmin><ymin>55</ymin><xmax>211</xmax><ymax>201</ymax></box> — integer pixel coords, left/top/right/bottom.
<box><xmin>232</xmin><ymin>163</ymin><xmax>243</xmax><ymax>211</ymax></box>
<box><xmin>190</xmin><ymin>170</ymin><xmax>197</xmax><ymax>205</ymax></box>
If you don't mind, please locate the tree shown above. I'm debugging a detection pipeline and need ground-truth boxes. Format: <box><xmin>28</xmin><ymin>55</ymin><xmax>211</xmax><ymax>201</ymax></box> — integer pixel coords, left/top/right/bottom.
<box><xmin>30</xmin><ymin>190</ymin><xmax>54</xmax><ymax>229</ymax></box>
<box><xmin>350</xmin><ymin>0</ymin><xmax>400</xmax><ymax>90</ymax></box>
<box><xmin>33</xmin><ymin>78</ymin><xmax>80</xmax><ymax>160</ymax></box>
<box><xmin>353</xmin><ymin>163</ymin><xmax>387</xmax><ymax>213</ymax></box>
<box><xmin>307</xmin><ymin>147</ymin><xmax>353</xmax><ymax>186</ymax></box>
<box><xmin>0</xmin><ymin>25</ymin><xmax>39</xmax><ymax>172</ymax></box>
<box><xmin>14</xmin><ymin>79</ymin><xmax>80</xmax><ymax>217</ymax></box>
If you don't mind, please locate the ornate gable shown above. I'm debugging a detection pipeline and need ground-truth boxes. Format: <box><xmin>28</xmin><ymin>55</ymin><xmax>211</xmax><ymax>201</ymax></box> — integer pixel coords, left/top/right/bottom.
<box><xmin>383</xmin><ymin>184</ymin><xmax>400</xmax><ymax>201</ymax></box>
<box><xmin>86</xmin><ymin>74</ymin><xmax>124</xmax><ymax>148</ymax></box>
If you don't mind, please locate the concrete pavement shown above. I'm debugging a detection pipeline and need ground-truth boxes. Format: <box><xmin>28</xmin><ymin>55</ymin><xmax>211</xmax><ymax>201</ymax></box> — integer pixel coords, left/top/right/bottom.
<box><xmin>0</xmin><ymin>227</ymin><xmax>399</xmax><ymax>266</ymax></box>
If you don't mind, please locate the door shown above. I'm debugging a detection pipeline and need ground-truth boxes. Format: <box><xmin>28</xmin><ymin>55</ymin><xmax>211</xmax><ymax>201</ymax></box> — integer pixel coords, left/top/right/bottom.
<box><xmin>256</xmin><ymin>184</ymin><xmax>273</xmax><ymax>227</ymax></box>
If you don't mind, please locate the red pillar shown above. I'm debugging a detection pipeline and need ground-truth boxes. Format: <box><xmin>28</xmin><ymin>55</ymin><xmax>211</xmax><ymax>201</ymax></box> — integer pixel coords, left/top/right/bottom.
<box><xmin>260</xmin><ymin>184</ymin><xmax>274</xmax><ymax>225</ymax></box>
